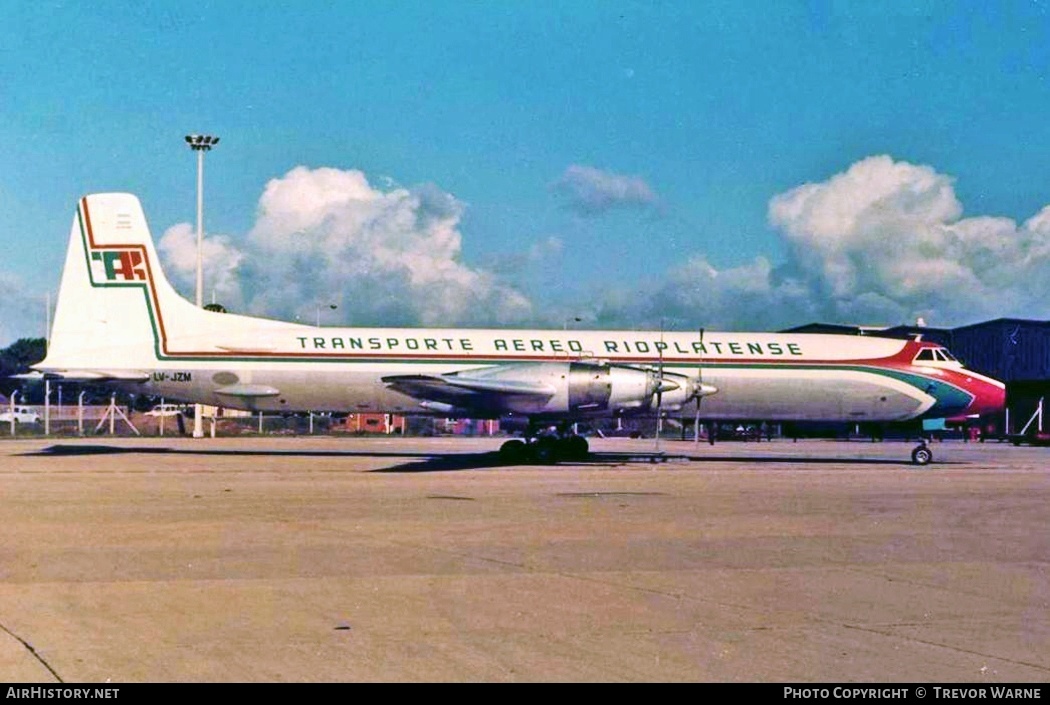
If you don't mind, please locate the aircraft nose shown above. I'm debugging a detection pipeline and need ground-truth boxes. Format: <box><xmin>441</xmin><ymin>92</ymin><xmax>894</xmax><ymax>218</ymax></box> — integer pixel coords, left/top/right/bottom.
<box><xmin>965</xmin><ymin>377</ymin><xmax>1006</xmax><ymax>416</ymax></box>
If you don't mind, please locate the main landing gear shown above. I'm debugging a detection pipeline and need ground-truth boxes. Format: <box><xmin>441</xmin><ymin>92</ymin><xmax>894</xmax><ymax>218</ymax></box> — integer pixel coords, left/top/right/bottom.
<box><xmin>498</xmin><ymin>422</ymin><xmax>590</xmax><ymax>464</ymax></box>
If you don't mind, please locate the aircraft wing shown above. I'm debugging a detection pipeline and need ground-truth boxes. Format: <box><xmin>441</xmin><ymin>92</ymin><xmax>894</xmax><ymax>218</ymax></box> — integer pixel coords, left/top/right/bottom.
<box><xmin>382</xmin><ymin>373</ymin><xmax>556</xmax><ymax>408</ymax></box>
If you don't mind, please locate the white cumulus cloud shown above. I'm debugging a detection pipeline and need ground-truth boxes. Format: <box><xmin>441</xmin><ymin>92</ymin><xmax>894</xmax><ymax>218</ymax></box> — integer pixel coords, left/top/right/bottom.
<box><xmin>15</xmin><ymin>155</ymin><xmax>1050</xmax><ymax>348</ymax></box>
<box><xmin>157</xmin><ymin>223</ymin><xmax>244</xmax><ymax>308</ymax></box>
<box><xmin>588</xmin><ymin>255</ymin><xmax>817</xmax><ymax>331</ymax></box>
<box><xmin>767</xmin><ymin>154</ymin><xmax>1050</xmax><ymax>325</ymax></box>
<box><xmin>589</xmin><ymin>155</ymin><xmax>1050</xmax><ymax>331</ymax></box>
<box><xmin>552</xmin><ymin>164</ymin><xmax>658</xmax><ymax>215</ymax></box>
<box><xmin>159</xmin><ymin>166</ymin><xmax>533</xmax><ymax>328</ymax></box>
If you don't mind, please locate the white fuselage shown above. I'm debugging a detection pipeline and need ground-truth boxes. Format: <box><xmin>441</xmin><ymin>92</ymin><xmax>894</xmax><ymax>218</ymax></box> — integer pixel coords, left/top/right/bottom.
<box><xmin>37</xmin><ymin>193</ymin><xmax>1006</xmax><ymax>425</ymax></box>
<box><xmin>123</xmin><ymin>326</ymin><xmax>966</xmax><ymax>422</ymax></box>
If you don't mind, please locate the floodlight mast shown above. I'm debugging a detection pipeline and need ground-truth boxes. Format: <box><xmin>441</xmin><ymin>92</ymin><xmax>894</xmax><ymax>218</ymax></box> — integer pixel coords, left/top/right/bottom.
<box><xmin>184</xmin><ymin>134</ymin><xmax>219</xmax><ymax>307</ymax></box>
<box><xmin>184</xmin><ymin>134</ymin><xmax>220</xmax><ymax>438</ymax></box>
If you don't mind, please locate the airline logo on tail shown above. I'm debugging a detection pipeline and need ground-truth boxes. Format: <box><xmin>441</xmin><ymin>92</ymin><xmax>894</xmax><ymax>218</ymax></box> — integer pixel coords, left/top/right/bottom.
<box><xmin>78</xmin><ymin>196</ymin><xmax>154</xmax><ymax>289</ymax></box>
<box><xmin>90</xmin><ymin>250</ymin><xmax>147</xmax><ymax>281</ymax></box>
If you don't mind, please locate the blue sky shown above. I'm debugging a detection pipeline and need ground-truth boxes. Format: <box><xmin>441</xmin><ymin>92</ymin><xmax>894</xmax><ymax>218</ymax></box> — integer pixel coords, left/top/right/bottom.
<box><xmin>4</xmin><ymin>1</ymin><xmax>1050</xmax><ymax>344</ymax></box>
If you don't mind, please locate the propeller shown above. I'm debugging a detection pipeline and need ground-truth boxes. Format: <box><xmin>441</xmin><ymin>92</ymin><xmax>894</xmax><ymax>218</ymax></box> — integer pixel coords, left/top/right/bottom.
<box><xmin>651</xmin><ymin>324</ymin><xmax>685</xmax><ymax>452</ymax></box>
<box><xmin>693</xmin><ymin>328</ymin><xmax>717</xmax><ymax>447</ymax></box>
<box><xmin>694</xmin><ymin>328</ymin><xmax>703</xmax><ymax>447</ymax></box>
<box><xmin>654</xmin><ymin>328</ymin><xmax>665</xmax><ymax>453</ymax></box>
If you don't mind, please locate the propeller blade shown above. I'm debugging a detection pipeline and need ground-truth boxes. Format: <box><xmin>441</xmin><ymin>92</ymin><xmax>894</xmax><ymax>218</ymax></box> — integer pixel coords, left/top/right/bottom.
<box><xmin>694</xmin><ymin>404</ymin><xmax>702</xmax><ymax>448</ymax></box>
<box><xmin>656</xmin><ymin>327</ymin><xmax>665</xmax><ymax>452</ymax></box>
<box><xmin>695</xmin><ymin>328</ymin><xmax>705</xmax><ymax>448</ymax></box>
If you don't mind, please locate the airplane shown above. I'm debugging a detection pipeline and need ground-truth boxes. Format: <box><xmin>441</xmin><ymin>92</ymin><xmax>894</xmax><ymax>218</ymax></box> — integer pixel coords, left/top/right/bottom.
<box><xmin>33</xmin><ymin>193</ymin><xmax>1006</xmax><ymax>465</ymax></box>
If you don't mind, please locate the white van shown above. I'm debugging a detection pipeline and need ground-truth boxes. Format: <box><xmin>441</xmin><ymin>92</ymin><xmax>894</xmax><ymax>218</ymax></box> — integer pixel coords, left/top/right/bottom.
<box><xmin>0</xmin><ymin>406</ymin><xmax>41</xmax><ymax>424</ymax></box>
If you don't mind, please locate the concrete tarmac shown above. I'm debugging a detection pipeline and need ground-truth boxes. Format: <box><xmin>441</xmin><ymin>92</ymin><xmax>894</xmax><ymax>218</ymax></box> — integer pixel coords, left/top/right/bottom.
<box><xmin>0</xmin><ymin>435</ymin><xmax>1047</xmax><ymax>682</ymax></box>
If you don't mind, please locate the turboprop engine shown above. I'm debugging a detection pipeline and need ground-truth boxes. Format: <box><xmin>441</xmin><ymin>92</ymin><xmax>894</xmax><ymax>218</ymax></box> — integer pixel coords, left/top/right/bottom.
<box><xmin>434</xmin><ymin>360</ymin><xmax>707</xmax><ymax>416</ymax></box>
<box><xmin>384</xmin><ymin>360</ymin><xmax>719</xmax><ymax>418</ymax></box>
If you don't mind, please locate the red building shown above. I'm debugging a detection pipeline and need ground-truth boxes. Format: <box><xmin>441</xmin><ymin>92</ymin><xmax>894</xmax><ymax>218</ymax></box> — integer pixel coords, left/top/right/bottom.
<box><xmin>344</xmin><ymin>413</ymin><xmax>406</xmax><ymax>434</ymax></box>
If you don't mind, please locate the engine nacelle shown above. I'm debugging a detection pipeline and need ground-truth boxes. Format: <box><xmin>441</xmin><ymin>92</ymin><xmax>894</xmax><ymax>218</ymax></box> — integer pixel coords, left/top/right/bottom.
<box><xmin>462</xmin><ymin>361</ymin><xmax>669</xmax><ymax>416</ymax></box>
<box><xmin>404</xmin><ymin>361</ymin><xmax>715</xmax><ymax>418</ymax></box>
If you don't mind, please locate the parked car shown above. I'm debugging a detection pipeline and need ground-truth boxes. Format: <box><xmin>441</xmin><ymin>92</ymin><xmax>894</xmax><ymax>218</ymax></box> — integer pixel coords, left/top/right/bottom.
<box><xmin>145</xmin><ymin>404</ymin><xmax>185</xmax><ymax>417</ymax></box>
<box><xmin>711</xmin><ymin>423</ymin><xmax>764</xmax><ymax>441</ymax></box>
<box><xmin>0</xmin><ymin>406</ymin><xmax>41</xmax><ymax>424</ymax></box>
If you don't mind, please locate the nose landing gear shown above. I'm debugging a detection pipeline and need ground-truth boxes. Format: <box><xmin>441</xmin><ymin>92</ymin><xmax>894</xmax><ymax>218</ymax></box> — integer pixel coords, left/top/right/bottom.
<box><xmin>911</xmin><ymin>440</ymin><xmax>932</xmax><ymax>466</ymax></box>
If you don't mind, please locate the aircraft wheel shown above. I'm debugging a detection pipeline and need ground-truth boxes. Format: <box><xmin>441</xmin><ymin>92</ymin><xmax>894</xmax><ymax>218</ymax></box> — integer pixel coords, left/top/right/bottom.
<box><xmin>911</xmin><ymin>444</ymin><xmax>933</xmax><ymax>466</ymax></box>
<box><xmin>532</xmin><ymin>437</ymin><xmax>560</xmax><ymax>464</ymax></box>
<box><xmin>560</xmin><ymin>435</ymin><xmax>589</xmax><ymax>461</ymax></box>
<box><xmin>499</xmin><ymin>439</ymin><xmax>527</xmax><ymax>464</ymax></box>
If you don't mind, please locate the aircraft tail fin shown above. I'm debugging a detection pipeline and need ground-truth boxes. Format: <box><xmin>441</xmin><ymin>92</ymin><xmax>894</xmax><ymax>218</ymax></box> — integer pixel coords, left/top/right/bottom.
<box><xmin>39</xmin><ymin>193</ymin><xmax>202</xmax><ymax>374</ymax></box>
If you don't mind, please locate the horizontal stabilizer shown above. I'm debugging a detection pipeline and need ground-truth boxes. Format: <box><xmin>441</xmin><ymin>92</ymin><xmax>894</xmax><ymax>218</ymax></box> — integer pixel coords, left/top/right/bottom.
<box><xmin>215</xmin><ymin>343</ymin><xmax>279</xmax><ymax>353</ymax></box>
<box><xmin>30</xmin><ymin>369</ymin><xmax>151</xmax><ymax>382</ymax></box>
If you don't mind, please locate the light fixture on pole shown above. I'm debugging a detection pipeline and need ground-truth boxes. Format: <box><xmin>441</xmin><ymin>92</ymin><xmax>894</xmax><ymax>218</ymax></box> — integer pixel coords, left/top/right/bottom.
<box><xmin>185</xmin><ymin>134</ymin><xmax>220</xmax><ymax>438</ymax></box>
<box><xmin>316</xmin><ymin>303</ymin><xmax>338</xmax><ymax>327</ymax></box>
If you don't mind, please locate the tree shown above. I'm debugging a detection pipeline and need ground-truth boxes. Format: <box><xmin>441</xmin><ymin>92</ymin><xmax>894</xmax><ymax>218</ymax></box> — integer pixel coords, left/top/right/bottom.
<box><xmin>0</xmin><ymin>337</ymin><xmax>47</xmax><ymax>399</ymax></box>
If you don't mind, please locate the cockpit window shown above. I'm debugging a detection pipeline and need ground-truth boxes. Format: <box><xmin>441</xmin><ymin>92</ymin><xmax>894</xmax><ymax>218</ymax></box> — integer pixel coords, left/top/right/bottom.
<box><xmin>914</xmin><ymin>347</ymin><xmax>960</xmax><ymax>364</ymax></box>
